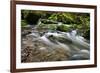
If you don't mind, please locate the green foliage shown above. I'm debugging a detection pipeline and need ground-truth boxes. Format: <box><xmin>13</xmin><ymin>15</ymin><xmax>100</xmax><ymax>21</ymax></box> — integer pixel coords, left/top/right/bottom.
<box><xmin>21</xmin><ymin>20</ymin><xmax>27</xmax><ymax>27</ymax></box>
<box><xmin>57</xmin><ymin>24</ymin><xmax>70</xmax><ymax>32</ymax></box>
<box><xmin>48</xmin><ymin>13</ymin><xmax>75</xmax><ymax>24</ymax></box>
<box><xmin>36</xmin><ymin>24</ymin><xmax>57</xmax><ymax>31</ymax></box>
<box><xmin>48</xmin><ymin>24</ymin><xmax>57</xmax><ymax>30</ymax></box>
<box><xmin>41</xmin><ymin>20</ymin><xmax>57</xmax><ymax>24</ymax></box>
<box><xmin>21</xmin><ymin>10</ymin><xmax>90</xmax><ymax>40</ymax></box>
<box><xmin>21</xmin><ymin>10</ymin><xmax>30</xmax><ymax>19</ymax></box>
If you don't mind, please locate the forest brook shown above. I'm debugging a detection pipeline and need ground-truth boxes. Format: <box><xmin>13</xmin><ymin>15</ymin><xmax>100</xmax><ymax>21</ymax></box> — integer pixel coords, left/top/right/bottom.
<box><xmin>21</xmin><ymin>10</ymin><xmax>90</xmax><ymax>63</ymax></box>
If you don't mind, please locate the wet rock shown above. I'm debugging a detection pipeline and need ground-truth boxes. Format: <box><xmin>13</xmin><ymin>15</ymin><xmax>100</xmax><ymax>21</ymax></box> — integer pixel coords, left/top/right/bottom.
<box><xmin>21</xmin><ymin>29</ymin><xmax>90</xmax><ymax>62</ymax></box>
<box><xmin>69</xmin><ymin>50</ymin><xmax>90</xmax><ymax>60</ymax></box>
<box><xmin>21</xmin><ymin>34</ymin><xmax>71</xmax><ymax>62</ymax></box>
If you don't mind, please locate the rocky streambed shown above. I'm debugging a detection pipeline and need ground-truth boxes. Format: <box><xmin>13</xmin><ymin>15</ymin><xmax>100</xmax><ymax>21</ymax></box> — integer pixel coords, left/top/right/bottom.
<box><xmin>21</xmin><ymin>26</ymin><xmax>90</xmax><ymax>63</ymax></box>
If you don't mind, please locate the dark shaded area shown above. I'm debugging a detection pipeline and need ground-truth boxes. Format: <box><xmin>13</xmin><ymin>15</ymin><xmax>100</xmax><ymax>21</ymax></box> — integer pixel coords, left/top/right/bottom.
<box><xmin>25</xmin><ymin>13</ymin><xmax>41</xmax><ymax>25</ymax></box>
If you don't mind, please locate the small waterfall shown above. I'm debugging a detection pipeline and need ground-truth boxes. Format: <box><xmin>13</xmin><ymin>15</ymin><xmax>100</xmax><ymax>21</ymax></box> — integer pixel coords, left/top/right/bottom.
<box><xmin>67</xmin><ymin>30</ymin><xmax>90</xmax><ymax>49</ymax></box>
<box><xmin>40</xmin><ymin>35</ymin><xmax>56</xmax><ymax>47</ymax></box>
<box><xmin>28</xmin><ymin>29</ymin><xmax>90</xmax><ymax>60</ymax></box>
<box><xmin>38</xmin><ymin>30</ymin><xmax>90</xmax><ymax>50</ymax></box>
<box><xmin>71</xmin><ymin>30</ymin><xmax>77</xmax><ymax>36</ymax></box>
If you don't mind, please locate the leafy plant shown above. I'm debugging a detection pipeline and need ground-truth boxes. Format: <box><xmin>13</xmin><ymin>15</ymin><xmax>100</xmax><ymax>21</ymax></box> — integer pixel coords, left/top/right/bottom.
<box><xmin>21</xmin><ymin>20</ymin><xmax>27</xmax><ymax>27</ymax></box>
<box><xmin>57</xmin><ymin>24</ymin><xmax>70</xmax><ymax>32</ymax></box>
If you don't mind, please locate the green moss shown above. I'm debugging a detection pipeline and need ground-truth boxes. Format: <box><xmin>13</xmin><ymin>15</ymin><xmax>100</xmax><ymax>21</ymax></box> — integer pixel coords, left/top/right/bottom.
<box><xmin>57</xmin><ymin>24</ymin><xmax>70</xmax><ymax>32</ymax></box>
<box><xmin>21</xmin><ymin>20</ymin><xmax>27</xmax><ymax>27</ymax></box>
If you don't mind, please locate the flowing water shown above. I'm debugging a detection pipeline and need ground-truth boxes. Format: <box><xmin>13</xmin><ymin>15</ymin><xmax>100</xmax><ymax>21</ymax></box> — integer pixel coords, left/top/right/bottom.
<box><xmin>22</xmin><ymin>29</ymin><xmax>90</xmax><ymax>62</ymax></box>
<box><xmin>35</xmin><ymin>30</ymin><xmax>90</xmax><ymax>60</ymax></box>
